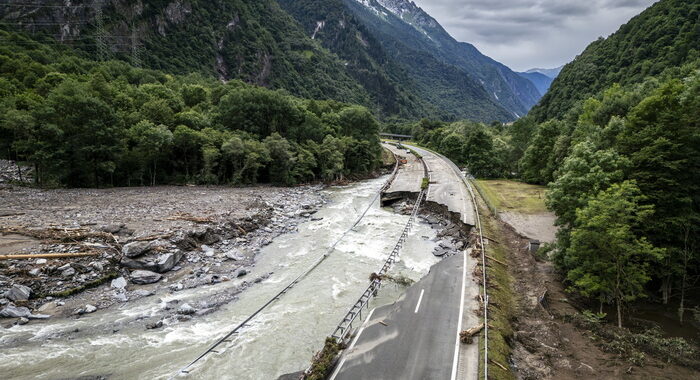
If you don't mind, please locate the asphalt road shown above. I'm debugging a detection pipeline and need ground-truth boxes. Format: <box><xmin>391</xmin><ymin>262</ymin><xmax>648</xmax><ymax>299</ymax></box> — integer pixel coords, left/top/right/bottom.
<box><xmin>330</xmin><ymin>253</ymin><xmax>466</xmax><ymax>380</ymax></box>
<box><xmin>382</xmin><ymin>143</ymin><xmax>424</xmax><ymax>194</ymax></box>
<box><xmin>408</xmin><ymin>146</ymin><xmax>476</xmax><ymax>226</ymax></box>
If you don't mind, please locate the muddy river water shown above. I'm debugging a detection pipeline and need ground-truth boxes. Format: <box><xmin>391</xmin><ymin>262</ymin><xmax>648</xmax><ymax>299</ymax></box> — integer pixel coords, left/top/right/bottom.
<box><xmin>0</xmin><ymin>177</ymin><xmax>441</xmax><ymax>379</ymax></box>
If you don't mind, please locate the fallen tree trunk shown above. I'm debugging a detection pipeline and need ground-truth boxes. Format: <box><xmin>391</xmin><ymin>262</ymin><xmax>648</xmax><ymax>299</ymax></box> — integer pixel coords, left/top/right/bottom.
<box><xmin>0</xmin><ymin>252</ymin><xmax>99</xmax><ymax>260</ymax></box>
<box><xmin>460</xmin><ymin>323</ymin><xmax>485</xmax><ymax>344</ymax></box>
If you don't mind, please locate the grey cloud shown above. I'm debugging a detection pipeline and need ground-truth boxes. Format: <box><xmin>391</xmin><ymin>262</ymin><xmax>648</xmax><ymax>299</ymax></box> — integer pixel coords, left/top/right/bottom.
<box><xmin>411</xmin><ymin>0</ymin><xmax>658</xmax><ymax>70</ymax></box>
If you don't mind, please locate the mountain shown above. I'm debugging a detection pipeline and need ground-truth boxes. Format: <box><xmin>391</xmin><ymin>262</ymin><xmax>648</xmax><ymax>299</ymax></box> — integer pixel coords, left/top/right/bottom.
<box><xmin>1</xmin><ymin>0</ymin><xmax>539</xmax><ymax>122</ymax></box>
<box><xmin>517</xmin><ymin>71</ymin><xmax>553</xmax><ymax>96</ymax></box>
<box><xmin>525</xmin><ymin>66</ymin><xmax>564</xmax><ymax>79</ymax></box>
<box><xmin>278</xmin><ymin>0</ymin><xmax>513</xmax><ymax>122</ymax></box>
<box><xmin>0</xmin><ymin>0</ymin><xmax>372</xmax><ymax>108</ymax></box>
<box><xmin>343</xmin><ymin>0</ymin><xmax>542</xmax><ymax>119</ymax></box>
<box><xmin>530</xmin><ymin>0</ymin><xmax>700</xmax><ymax>122</ymax></box>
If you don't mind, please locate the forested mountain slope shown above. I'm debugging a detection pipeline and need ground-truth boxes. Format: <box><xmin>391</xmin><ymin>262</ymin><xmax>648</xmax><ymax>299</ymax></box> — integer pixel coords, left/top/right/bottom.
<box><xmin>530</xmin><ymin>0</ymin><xmax>700</xmax><ymax>121</ymax></box>
<box><xmin>0</xmin><ymin>31</ymin><xmax>383</xmax><ymax>188</ymax></box>
<box><xmin>344</xmin><ymin>0</ymin><xmax>542</xmax><ymax>118</ymax></box>
<box><xmin>517</xmin><ymin>71</ymin><xmax>553</xmax><ymax>96</ymax></box>
<box><xmin>0</xmin><ymin>0</ymin><xmax>372</xmax><ymax>109</ymax></box>
<box><xmin>510</xmin><ymin>0</ymin><xmax>700</xmax><ymax>328</ymax></box>
<box><xmin>278</xmin><ymin>0</ymin><xmax>514</xmax><ymax>122</ymax></box>
<box><xmin>1</xmin><ymin>0</ymin><xmax>535</xmax><ymax>122</ymax></box>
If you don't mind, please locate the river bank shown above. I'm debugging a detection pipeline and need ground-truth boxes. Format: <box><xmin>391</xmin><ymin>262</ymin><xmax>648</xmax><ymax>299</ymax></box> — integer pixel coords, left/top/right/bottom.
<box><xmin>0</xmin><ymin>183</ymin><xmax>326</xmax><ymax>327</ymax></box>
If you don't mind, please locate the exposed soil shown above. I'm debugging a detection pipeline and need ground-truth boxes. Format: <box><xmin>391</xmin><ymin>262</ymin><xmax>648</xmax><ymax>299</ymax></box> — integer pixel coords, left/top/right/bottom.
<box><xmin>492</xmin><ymin>209</ymin><xmax>699</xmax><ymax>379</ymax></box>
<box><xmin>499</xmin><ymin>211</ymin><xmax>557</xmax><ymax>244</ymax></box>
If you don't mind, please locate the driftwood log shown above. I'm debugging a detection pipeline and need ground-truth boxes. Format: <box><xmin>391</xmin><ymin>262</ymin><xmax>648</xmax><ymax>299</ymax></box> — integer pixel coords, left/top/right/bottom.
<box><xmin>459</xmin><ymin>323</ymin><xmax>485</xmax><ymax>344</ymax></box>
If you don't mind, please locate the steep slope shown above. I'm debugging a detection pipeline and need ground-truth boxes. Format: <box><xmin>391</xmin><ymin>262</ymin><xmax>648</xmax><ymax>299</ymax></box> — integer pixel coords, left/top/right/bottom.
<box><xmin>517</xmin><ymin>71</ymin><xmax>553</xmax><ymax>96</ymax></box>
<box><xmin>346</xmin><ymin>0</ymin><xmax>542</xmax><ymax>118</ymax></box>
<box><xmin>530</xmin><ymin>0</ymin><xmax>700</xmax><ymax>121</ymax></box>
<box><xmin>278</xmin><ymin>0</ymin><xmax>513</xmax><ymax>122</ymax></box>
<box><xmin>525</xmin><ymin>66</ymin><xmax>564</xmax><ymax>79</ymax></box>
<box><xmin>276</xmin><ymin>0</ymin><xmax>437</xmax><ymax>119</ymax></box>
<box><xmin>0</xmin><ymin>0</ymin><xmax>371</xmax><ymax>106</ymax></box>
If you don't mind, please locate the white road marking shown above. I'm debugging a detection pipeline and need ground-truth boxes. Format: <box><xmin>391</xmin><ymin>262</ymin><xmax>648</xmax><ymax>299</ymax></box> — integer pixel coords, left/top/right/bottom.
<box><xmin>329</xmin><ymin>308</ymin><xmax>376</xmax><ymax>380</ymax></box>
<box><xmin>414</xmin><ymin>289</ymin><xmax>425</xmax><ymax>313</ymax></box>
<box><xmin>450</xmin><ymin>250</ymin><xmax>468</xmax><ymax>380</ymax></box>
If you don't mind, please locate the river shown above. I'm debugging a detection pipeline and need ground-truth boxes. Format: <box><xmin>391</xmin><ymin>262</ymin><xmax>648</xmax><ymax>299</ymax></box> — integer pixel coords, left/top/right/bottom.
<box><xmin>0</xmin><ymin>177</ymin><xmax>441</xmax><ymax>379</ymax></box>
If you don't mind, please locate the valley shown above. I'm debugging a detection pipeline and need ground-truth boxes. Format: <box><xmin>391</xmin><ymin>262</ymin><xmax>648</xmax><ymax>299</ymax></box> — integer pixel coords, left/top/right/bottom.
<box><xmin>1</xmin><ymin>0</ymin><xmax>699</xmax><ymax>379</ymax></box>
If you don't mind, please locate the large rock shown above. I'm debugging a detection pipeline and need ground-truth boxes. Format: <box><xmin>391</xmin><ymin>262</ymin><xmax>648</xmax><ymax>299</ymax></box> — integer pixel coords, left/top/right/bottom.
<box><xmin>5</xmin><ymin>284</ymin><xmax>31</xmax><ymax>301</ymax></box>
<box><xmin>177</xmin><ymin>303</ymin><xmax>196</xmax><ymax>315</ymax></box>
<box><xmin>0</xmin><ymin>305</ymin><xmax>31</xmax><ymax>318</ymax></box>
<box><xmin>129</xmin><ymin>270</ymin><xmax>162</xmax><ymax>285</ymax></box>
<box><xmin>154</xmin><ymin>252</ymin><xmax>183</xmax><ymax>273</ymax></box>
<box><xmin>111</xmin><ymin>277</ymin><xmax>127</xmax><ymax>289</ymax></box>
<box><xmin>122</xmin><ymin>241</ymin><xmax>152</xmax><ymax>258</ymax></box>
<box><xmin>224</xmin><ymin>249</ymin><xmax>244</xmax><ymax>261</ymax></box>
<box><xmin>0</xmin><ymin>305</ymin><xmax>49</xmax><ymax>319</ymax></box>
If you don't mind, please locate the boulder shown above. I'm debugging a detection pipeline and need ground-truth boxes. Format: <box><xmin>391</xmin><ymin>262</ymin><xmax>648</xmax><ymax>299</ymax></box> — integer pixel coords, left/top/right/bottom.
<box><xmin>224</xmin><ymin>249</ymin><xmax>244</xmax><ymax>261</ymax></box>
<box><xmin>1</xmin><ymin>305</ymin><xmax>31</xmax><ymax>318</ymax></box>
<box><xmin>146</xmin><ymin>320</ymin><xmax>163</xmax><ymax>329</ymax></box>
<box><xmin>154</xmin><ymin>252</ymin><xmax>183</xmax><ymax>273</ymax></box>
<box><xmin>177</xmin><ymin>303</ymin><xmax>196</xmax><ymax>315</ymax></box>
<box><xmin>35</xmin><ymin>258</ymin><xmax>47</xmax><ymax>265</ymax></box>
<box><xmin>6</xmin><ymin>284</ymin><xmax>31</xmax><ymax>302</ymax></box>
<box><xmin>131</xmin><ymin>289</ymin><xmax>154</xmax><ymax>298</ymax></box>
<box><xmin>119</xmin><ymin>257</ymin><xmax>156</xmax><ymax>271</ymax></box>
<box><xmin>122</xmin><ymin>241</ymin><xmax>152</xmax><ymax>258</ymax></box>
<box><xmin>99</xmin><ymin>223</ymin><xmax>125</xmax><ymax>234</ymax></box>
<box><xmin>84</xmin><ymin>304</ymin><xmax>97</xmax><ymax>314</ymax></box>
<box><xmin>111</xmin><ymin>277</ymin><xmax>127</xmax><ymax>289</ymax></box>
<box><xmin>61</xmin><ymin>267</ymin><xmax>76</xmax><ymax>277</ymax></box>
<box><xmin>130</xmin><ymin>270</ymin><xmax>162</xmax><ymax>285</ymax></box>
<box><xmin>235</xmin><ymin>268</ymin><xmax>248</xmax><ymax>278</ymax></box>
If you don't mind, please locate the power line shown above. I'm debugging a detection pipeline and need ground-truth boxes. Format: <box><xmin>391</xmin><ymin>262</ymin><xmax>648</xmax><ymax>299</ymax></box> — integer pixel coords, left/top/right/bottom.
<box><xmin>0</xmin><ymin>3</ymin><xmax>85</xmax><ymax>8</ymax></box>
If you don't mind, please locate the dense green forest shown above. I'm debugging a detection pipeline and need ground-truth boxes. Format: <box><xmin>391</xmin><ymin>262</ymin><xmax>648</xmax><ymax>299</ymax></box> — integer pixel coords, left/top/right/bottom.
<box><xmin>385</xmin><ymin>0</ymin><xmax>700</xmax><ymax>327</ymax></box>
<box><xmin>530</xmin><ymin>0</ymin><xmax>700</xmax><ymax>122</ymax></box>
<box><xmin>512</xmin><ymin>0</ymin><xmax>700</xmax><ymax>327</ymax></box>
<box><xmin>0</xmin><ymin>0</ymin><xmax>373</xmax><ymax>112</ymax></box>
<box><xmin>0</xmin><ymin>30</ymin><xmax>382</xmax><ymax>188</ymax></box>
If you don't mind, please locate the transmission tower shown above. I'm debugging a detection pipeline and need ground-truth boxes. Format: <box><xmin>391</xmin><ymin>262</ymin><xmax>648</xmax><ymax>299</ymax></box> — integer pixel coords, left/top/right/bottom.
<box><xmin>130</xmin><ymin>25</ymin><xmax>143</xmax><ymax>67</ymax></box>
<box><xmin>93</xmin><ymin>0</ymin><xmax>109</xmax><ymax>60</ymax></box>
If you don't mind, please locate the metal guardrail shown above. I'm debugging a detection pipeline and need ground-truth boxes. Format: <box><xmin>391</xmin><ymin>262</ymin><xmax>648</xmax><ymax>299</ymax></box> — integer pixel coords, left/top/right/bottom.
<box><xmin>331</xmin><ymin>146</ymin><xmax>428</xmax><ymax>343</ymax></box>
<box><xmin>403</xmin><ymin>143</ymin><xmax>490</xmax><ymax>380</ymax></box>
<box><xmin>331</xmin><ymin>188</ymin><xmax>426</xmax><ymax>342</ymax></box>
<box><xmin>168</xmin><ymin>149</ymin><xmax>401</xmax><ymax>379</ymax></box>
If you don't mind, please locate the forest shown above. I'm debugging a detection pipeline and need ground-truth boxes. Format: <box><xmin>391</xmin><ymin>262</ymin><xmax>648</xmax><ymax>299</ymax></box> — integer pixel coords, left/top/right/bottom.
<box><xmin>386</xmin><ymin>0</ymin><xmax>700</xmax><ymax>327</ymax></box>
<box><xmin>0</xmin><ymin>30</ymin><xmax>382</xmax><ymax>188</ymax></box>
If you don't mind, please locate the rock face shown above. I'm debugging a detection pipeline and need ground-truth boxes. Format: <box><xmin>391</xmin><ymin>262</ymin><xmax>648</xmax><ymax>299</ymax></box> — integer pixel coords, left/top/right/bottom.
<box><xmin>5</xmin><ymin>284</ymin><xmax>31</xmax><ymax>302</ymax></box>
<box><xmin>129</xmin><ymin>270</ymin><xmax>162</xmax><ymax>285</ymax></box>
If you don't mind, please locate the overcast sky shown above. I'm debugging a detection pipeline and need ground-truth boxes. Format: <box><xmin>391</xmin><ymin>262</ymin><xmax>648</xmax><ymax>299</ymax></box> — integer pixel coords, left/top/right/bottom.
<box><xmin>411</xmin><ymin>0</ymin><xmax>658</xmax><ymax>71</ymax></box>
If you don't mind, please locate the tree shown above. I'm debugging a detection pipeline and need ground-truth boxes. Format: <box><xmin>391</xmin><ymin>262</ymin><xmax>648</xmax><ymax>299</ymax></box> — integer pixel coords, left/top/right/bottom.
<box><xmin>519</xmin><ymin>120</ymin><xmax>566</xmax><ymax>184</ymax></box>
<box><xmin>566</xmin><ymin>181</ymin><xmax>664</xmax><ymax>327</ymax></box>
<box><xmin>264</xmin><ymin>133</ymin><xmax>293</xmax><ymax>185</ymax></box>
<box><xmin>128</xmin><ymin>121</ymin><xmax>173</xmax><ymax>185</ymax></box>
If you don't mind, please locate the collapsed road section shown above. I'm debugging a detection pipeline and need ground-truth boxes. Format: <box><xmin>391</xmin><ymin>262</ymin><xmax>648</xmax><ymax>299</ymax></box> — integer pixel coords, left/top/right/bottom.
<box><xmin>300</xmin><ymin>143</ymin><xmax>483</xmax><ymax>380</ymax></box>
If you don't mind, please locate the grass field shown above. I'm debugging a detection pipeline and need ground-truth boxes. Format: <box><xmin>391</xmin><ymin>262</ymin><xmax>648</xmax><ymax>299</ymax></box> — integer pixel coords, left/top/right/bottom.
<box><xmin>475</xmin><ymin>180</ymin><xmax>548</xmax><ymax>214</ymax></box>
